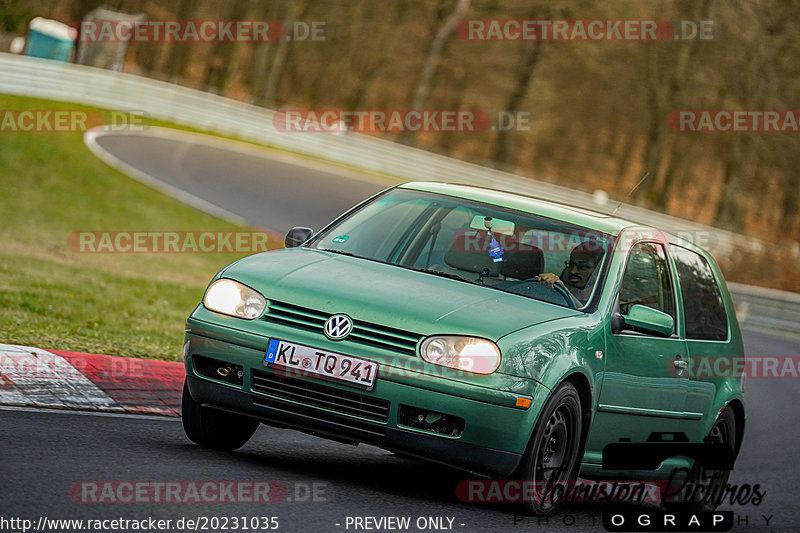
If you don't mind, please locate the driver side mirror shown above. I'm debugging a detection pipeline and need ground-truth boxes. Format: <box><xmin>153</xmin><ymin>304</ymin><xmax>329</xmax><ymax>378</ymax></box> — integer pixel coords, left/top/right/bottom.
<box><xmin>285</xmin><ymin>227</ymin><xmax>313</xmax><ymax>248</ymax></box>
<box><xmin>622</xmin><ymin>305</ymin><xmax>674</xmax><ymax>337</ymax></box>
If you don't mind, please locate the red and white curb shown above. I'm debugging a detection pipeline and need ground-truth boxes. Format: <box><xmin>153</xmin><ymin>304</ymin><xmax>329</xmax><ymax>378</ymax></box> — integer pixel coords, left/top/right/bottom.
<box><xmin>0</xmin><ymin>344</ymin><xmax>184</xmax><ymax>416</ymax></box>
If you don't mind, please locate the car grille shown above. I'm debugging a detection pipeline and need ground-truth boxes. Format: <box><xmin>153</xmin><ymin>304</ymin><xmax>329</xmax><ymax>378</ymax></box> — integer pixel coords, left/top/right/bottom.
<box><xmin>262</xmin><ymin>300</ymin><xmax>421</xmax><ymax>356</ymax></box>
<box><xmin>252</xmin><ymin>369</ymin><xmax>390</xmax><ymax>424</ymax></box>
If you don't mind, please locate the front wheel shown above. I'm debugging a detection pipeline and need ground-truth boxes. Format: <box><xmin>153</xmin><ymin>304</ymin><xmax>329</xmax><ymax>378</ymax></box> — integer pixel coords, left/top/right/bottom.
<box><xmin>182</xmin><ymin>379</ymin><xmax>259</xmax><ymax>451</ymax></box>
<box><xmin>517</xmin><ymin>382</ymin><xmax>584</xmax><ymax>515</ymax></box>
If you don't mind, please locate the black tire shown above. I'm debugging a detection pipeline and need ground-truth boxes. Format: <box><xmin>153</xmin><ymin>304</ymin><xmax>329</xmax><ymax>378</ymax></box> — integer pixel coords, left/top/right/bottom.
<box><xmin>517</xmin><ymin>382</ymin><xmax>584</xmax><ymax>515</ymax></box>
<box><xmin>181</xmin><ymin>379</ymin><xmax>259</xmax><ymax>451</ymax></box>
<box><xmin>664</xmin><ymin>407</ymin><xmax>736</xmax><ymax>511</ymax></box>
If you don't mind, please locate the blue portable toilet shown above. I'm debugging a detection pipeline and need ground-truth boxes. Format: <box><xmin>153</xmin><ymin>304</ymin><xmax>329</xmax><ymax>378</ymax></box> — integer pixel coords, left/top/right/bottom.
<box><xmin>24</xmin><ymin>17</ymin><xmax>77</xmax><ymax>61</ymax></box>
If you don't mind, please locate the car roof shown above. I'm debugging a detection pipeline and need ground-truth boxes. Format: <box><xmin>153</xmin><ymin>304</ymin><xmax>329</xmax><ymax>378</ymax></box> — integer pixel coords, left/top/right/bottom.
<box><xmin>398</xmin><ymin>181</ymin><xmax>638</xmax><ymax>236</ymax></box>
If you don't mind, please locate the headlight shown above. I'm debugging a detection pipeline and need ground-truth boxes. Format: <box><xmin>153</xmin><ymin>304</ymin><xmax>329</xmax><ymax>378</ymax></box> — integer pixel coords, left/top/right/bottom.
<box><xmin>203</xmin><ymin>279</ymin><xmax>266</xmax><ymax>319</ymax></box>
<box><xmin>419</xmin><ymin>336</ymin><xmax>501</xmax><ymax>375</ymax></box>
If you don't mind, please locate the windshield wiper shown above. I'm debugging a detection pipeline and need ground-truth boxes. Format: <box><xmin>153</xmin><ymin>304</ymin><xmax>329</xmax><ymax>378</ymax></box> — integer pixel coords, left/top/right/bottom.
<box><xmin>407</xmin><ymin>267</ymin><xmax>479</xmax><ymax>285</ymax></box>
<box><xmin>317</xmin><ymin>248</ymin><xmax>358</xmax><ymax>258</ymax></box>
<box><xmin>315</xmin><ymin>248</ymin><xmax>397</xmax><ymax>267</ymax></box>
<box><xmin>317</xmin><ymin>251</ymin><xmax>478</xmax><ymax>285</ymax></box>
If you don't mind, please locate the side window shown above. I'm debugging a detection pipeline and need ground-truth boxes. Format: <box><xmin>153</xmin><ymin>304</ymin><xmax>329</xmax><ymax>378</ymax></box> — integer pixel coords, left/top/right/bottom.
<box><xmin>619</xmin><ymin>242</ymin><xmax>675</xmax><ymax>322</ymax></box>
<box><xmin>671</xmin><ymin>246</ymin><xmax>729</xmax><ymax>341</ymax></box>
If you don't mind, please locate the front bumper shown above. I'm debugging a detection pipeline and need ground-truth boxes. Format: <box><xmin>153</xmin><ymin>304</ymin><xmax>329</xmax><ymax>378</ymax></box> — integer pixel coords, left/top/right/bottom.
<box><xmin>184</xmin><ymin>318</ymin><xmax>545</xmax><ymax>478</ymax></box>
<box><xmin>186</xmin><ymin>375</ymin><xmax>520</xmax><ymax>478</ymax></box>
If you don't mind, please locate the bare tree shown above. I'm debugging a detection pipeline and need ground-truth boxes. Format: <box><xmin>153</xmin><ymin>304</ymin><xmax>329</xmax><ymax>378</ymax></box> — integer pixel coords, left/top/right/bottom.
<box><xmin>647</xmin><ymin>0</ymin><xmax>713</xmax><ymax>208</ymax></box>
<box><xmin>165</xmin><ymin>0</ymin><xmax>199</xmax><ymax>80</ymax></box>
<box><xmin>491</xmin><ymin>38</ymin><xmax>544</xmax><ymax>168</ymax></box>
<box><xmin>635</xmin><ymin>0</ymin><xmax>713</xmax><ymax>205</ymax></box>
<box><xmin>262</xmin><ymin>0</ymin><xmax>313</xmax><ymax>106</ymax></box>
<box><xmin>400</xmin><ymin>0</ymin><xmax>470</xmax><ymax>144</ymax></box>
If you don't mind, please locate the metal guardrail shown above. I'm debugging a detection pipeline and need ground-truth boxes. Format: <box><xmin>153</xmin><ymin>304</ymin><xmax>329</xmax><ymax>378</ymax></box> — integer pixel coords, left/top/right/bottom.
<box><xmin>1</xmin><ymin>52</ymin><xmax>798</xmax><ymax>335</ymax></box>
<box><xmin>728</xmin><ymin>283</ymin><xmax>800</xmax><ymax>339</ymax></box>
<box><xmin>0</xmin><ymin>53</ymin><xmax>751</xmax><ymax>253</ymax></box>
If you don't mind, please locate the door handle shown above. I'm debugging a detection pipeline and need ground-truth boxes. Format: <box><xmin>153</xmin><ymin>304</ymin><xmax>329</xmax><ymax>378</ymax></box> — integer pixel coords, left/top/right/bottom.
<box><xmin>673</xmin><ymin>355</ymin><xmax>688</xmax><ymax>370</ymax></box>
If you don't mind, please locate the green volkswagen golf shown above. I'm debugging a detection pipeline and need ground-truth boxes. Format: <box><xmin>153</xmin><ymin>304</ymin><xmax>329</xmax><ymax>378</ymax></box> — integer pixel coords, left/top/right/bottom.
<box><xmin>182</xmin><ymin>182</ymin><xmax>744</xmax><ymax>514</ymax></box>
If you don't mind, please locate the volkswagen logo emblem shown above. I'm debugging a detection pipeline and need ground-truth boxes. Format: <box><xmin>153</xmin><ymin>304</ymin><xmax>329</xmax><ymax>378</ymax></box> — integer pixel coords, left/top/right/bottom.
<box><xmin>324</xmin><ymin>314</ymin><xmax>353</xmax><ymax>340</ymax></box>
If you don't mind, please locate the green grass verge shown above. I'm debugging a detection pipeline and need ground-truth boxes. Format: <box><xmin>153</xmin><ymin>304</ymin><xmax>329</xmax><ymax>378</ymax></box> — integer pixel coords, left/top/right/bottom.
<box><xmin>0</xmin><ymin>94</ymin><xmax>282</xmax><ymax>360</ymax></box>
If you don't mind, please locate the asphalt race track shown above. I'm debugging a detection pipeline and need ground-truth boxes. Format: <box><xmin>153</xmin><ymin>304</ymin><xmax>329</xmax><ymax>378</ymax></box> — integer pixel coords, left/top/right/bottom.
<box><xmin>3</xmin><ymin>129</ymin><xmax>799</xmax><ymax>532</ymax></box>
<box><xmin>87</xmin><ymin>129</ymin><xmax>392</xmax><ymax>232</ymax></box>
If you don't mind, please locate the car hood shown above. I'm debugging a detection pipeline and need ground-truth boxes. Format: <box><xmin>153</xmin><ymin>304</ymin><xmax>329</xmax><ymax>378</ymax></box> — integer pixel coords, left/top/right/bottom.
<box><xmin>220</xmin><ymin>248</ymin><xmax>582</xmax><ymax>340</ymax></box>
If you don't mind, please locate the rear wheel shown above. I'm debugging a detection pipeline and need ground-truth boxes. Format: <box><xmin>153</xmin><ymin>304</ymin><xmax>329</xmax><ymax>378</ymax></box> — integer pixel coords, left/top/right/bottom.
<box><xmin>182</xmin><ymin>379</ymin><xmax>259</xmax><ymax>451</ymax></box>
<box><xmin>517</xmin><ymin>382</ymin><xmax>584</xmax><ymax>515</ymax></box>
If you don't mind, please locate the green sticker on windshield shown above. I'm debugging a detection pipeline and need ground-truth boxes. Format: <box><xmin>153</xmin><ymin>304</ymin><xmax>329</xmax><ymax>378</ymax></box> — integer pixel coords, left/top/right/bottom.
<box><xmin>332</xmin><ymin>235</ymin><xmax>349</xmax><ymax>244</ymax></box>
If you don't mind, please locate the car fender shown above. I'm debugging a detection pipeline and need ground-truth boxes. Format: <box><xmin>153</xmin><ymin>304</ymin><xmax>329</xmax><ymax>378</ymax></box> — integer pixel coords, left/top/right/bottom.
<box><xmin>707</xmin><ymin>385</ymin><xmax>746</xmax><ymax>455</ymax></box>
<box><xmin>497</xmin><ymin>315</ymin><xmax>603</xmax><ymax>386</ymax></box>
<box><xmin>497</xmin><ymin>314</ymin><xmax>603</xmax><ymax>448</ymax></box>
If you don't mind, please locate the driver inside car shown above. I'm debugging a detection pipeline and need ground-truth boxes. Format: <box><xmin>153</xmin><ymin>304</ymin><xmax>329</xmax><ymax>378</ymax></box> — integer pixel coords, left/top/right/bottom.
<box><xmin>538</xmin><ymin>242</ymin><xmax>604</xmax><ymax>305</ymax></box>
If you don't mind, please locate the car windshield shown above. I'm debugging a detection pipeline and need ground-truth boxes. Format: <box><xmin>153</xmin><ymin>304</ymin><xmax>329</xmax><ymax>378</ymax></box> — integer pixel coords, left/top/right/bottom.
<box><xmin>309</xmin><ymin>189</ymin><xmax>614</xmax><ymax>310</ymax></box>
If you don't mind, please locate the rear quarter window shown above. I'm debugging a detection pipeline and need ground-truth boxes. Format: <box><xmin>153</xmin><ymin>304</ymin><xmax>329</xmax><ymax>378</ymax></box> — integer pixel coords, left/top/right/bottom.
<box><xmin>671</xmin><ymin>246</ymin><xmax>729</xmax><ymax>341</ymax></box>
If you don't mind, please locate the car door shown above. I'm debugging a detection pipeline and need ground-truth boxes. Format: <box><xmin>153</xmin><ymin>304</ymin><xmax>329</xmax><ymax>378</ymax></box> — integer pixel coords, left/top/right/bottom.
<box><xmin>670</xmin><ymin>245</ymin><xmax>734</xmax><ymax>440</ymax></box>
<box><xmin>594</xmin><ymin>240</ymin><xmax>692</xmax><ymax>445</ymax></box>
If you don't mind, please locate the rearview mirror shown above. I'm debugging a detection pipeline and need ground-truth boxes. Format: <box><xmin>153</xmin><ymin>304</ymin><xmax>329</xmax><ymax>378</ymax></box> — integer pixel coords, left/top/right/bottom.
<box><xmin>469</xmin><ymin>215</ymin><xmax>515</xmax><ymax>235</ymax></box>
<box><xmin>285</xmin><ymin>227</ymin><xmax>313</xmax><ymax>248</ymax></box>
<box><xmin>623</xmin><ymin>305</ymin><xmax>674</xmax><ymax>337</ymax></box>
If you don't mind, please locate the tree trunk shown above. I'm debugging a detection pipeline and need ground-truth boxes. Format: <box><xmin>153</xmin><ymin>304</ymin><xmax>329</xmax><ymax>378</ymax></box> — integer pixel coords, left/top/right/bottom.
<box><xmin>635</xmin><ymin>49</ymin><xmax>667</xmax><ymax>205</ymax></box>
<box><xmin>615</xmin><ymin>129</ymin><xmax>639</xmax><ymax>181</ymax></box>
<box><xmin>647</xmin><ymin>0</ymin><xmax>713</xmax><ymax>208</ymax></box>
<box><xmin>399</xmin><ymin>0</ymin><xmax>470</xmax><ymax>145</ymax></box>
<box><xmin>166</xmin><ymin>0</ymin><xmax>198</xmax><ymax>80</ymax></box>
<box><xmin>262</xmin><ymin>0</ymin><xmax>313</xmax><ymax>106</ymax></box>
<box><xmin>714</xmin><ymin>134</ymin><xmax>757</xmax><ymax>231</ymax></box>
<box><xmin>203</xmin><ymin>1</ymin><xmax>252</xmax><ymax>92</ymax></box>
<box><xmin>491</xmin><ymin>39</ymin><xmax>544</xmax><ymax>168</ymax></box>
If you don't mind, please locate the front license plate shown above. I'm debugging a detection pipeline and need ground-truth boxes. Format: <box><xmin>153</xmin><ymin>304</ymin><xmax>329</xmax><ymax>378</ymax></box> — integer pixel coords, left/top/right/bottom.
<box><xmin>264</xmin><ymin>339</ymin><xmax>378</xmax><ymax>391</ymax></box>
